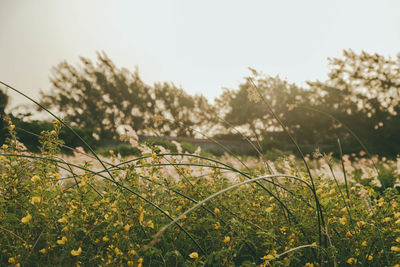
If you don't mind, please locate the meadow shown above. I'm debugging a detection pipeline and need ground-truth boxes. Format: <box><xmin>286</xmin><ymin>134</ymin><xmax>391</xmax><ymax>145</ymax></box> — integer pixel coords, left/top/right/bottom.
<box><xmin>0</xmin><ymin>115</ymin><xmax>400</xmax><ymax>266</ymax></box>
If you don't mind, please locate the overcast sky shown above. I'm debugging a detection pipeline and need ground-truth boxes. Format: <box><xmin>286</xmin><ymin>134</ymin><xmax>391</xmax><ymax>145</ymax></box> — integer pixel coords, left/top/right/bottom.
<box><xmin>1</xmin><ymin>0</ymin><xmax>399</xmax><ymax>110</ymax></box>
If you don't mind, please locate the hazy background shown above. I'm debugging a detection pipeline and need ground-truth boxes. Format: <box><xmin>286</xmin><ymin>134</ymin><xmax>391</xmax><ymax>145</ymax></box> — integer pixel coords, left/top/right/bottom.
<box><xmin>1</xmin><ymin>0</ymin><xmax>400</xmax><ymax>110</ymax></box>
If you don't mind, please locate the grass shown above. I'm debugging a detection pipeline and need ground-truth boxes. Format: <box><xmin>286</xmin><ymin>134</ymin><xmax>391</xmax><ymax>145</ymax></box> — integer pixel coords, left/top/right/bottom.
<box><xmin>0</xmin><ymin>80</ymin><xmax>399</xmax><ymax>266</ymax></box>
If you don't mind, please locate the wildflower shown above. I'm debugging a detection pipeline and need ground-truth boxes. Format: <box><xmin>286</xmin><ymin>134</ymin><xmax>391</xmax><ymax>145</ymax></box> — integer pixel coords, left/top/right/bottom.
<box><xmin>366</xmin><ymin>255</ymin><xmax>373</xmax><ymax>260</ymax></box>
<box><xmin>21</xmin><ymin>213</ymin><xmax>32</xmax><ymax>224</ymax></box>
<box><xmin>361</xmin><ymin>241</ymin><xmax>367</xmax><ymax>247</ymax></box>
<box><xmin>114</xmin><ymin>247</ymin><xmax>122</xmax><ymax>255</ymax></box>
<box><xmin>58</xmin><ymin>217</ymin><xmax>68</xmax><ymax>223</ymax></box>
<box><xmin>189</xmin><ymin>252</ymin><xmax>198</xmax><ymax>259</ymax></box>
<box><xmin>31</xmin><ymin>196</ymin><xmax>41</xmax><ymax>205</ymax></box>
<box><xmin>339</xmin><ymin>217</ymin><xmax>347</xmax><ymax>225</ymax></box>
<box><xmin>1</xmin><ymin>144</ymin><xmax>8</xmax><ymax>150</ymax></box>
<box><xmin>345</xmin><ymin>231</ymin><xmax>352</xmax><ymax>238</ymax></box>
<box><xmin>71</xmin><ymin>247</ymin><xmax>82</xmax><ymax>256</ymax></box>
<box><xmin>280</xmin><ymin>226</ymin><xmax>288</xmax><ymax>232</ymax></box>
<box><xmin>8</xmin><ymin>257</ymin><xmax>15</xmax><ymax>264</ymax></box>
<box><xmin>214</xmin><ymin>221</ymin><xmax>221</xmax><ymax>230</ymax></box>
<box><xmin>266</xmin><ymin>206</ymin><xmax>274</xmax><ymax>213</ymax></box>
<box><xmin>57</xmin><ymin>236</ymin><xmax>67</xmax><ymax>245</ymax></box>
<box><xmin>102</xmin><ymin>236</ymin><xmax>109</xmax><ymax>242</ymax></box>
<box><xmin>9</xmin><ymin>124</ymin><xmax>15</xmax><ymax>130</ymax></box>
<box><xmin>146</xmin><ymin>220</ymin><xmax>154</xmax><ymax>229</ymax></box>
<box><xmin>223</xmin><ymin>236</ymin><xmax>230</xmax><ymax>243</ymax></box>
<box><xmin>357</xmin><ymin>221</ymin><xmax>366</xmax><ymax>227</ymax></box>
<box><xmin>382</xmin><ymin>217</ymin><xmax>391</xmax><ymax>223</ymax></box>
<box><xmin>50</xmin><ymin>130</ymin><xmax>57</xmax><ymax>136</ymax></box>
<box><xmin>305</xmin><ymin>263</ymin><xmax>314</xmax><ymax>267</ymax></box>
<box><xmin>124</xmin><ymin>224</ymin><xmax>130</xmax><ymax>232</ymax></box>
<box><xmin>138</xmin><ymin>207</ymin><xmax>144</xmax><ymax>225</ymax></box>
<box><xmin>214</xmin><ymin>208</ymin><xmax>220</xmax><ymax>215</ymax></box>
<box><xmin>39</xmin><ymin>248</ymin><xmax>47</xmax><ymax>254</ymax></box>
<box><xmin>128</xmin><ymin>249</ymin><xmax>136</xmax><ymax>256</ymax></box>
<box><xmin>31</xmin><ymin>175</ymin><xmax>41</xmax><ymax>183</ymax></box>
<box><xmin>138</xmin><ymin>258</ymin><xmax>143</xmax><ymax>267</ymax></box>
<box><xmin>391</xmin><ymin>246</ymin><xmax>400</xmax><ymax>252</ymax></box>
<box><xmin>261</xmin><ymin>254</ymin><xmax>274</xmax><ymax>260</ymax></box>
<box><xmin>347</xmin><ymin>257</ymin><xmax>357</xmax><ymax>264</ymax></box>
<box><xmin>396</xmin><ymin>237</ymin><xmax>400</xmax><ymax>243</ymax></box>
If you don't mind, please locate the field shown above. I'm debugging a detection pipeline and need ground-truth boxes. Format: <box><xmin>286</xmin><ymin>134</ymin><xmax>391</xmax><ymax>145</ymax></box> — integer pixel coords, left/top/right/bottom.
<box><xmin>1</xmin><ymin>118</ymin><xmax>400</xmax><ymax>266</ymax></box>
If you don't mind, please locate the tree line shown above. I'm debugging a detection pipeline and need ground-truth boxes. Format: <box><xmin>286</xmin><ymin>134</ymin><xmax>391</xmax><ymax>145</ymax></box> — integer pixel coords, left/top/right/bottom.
<box><xmin>1</xmin><ymin>50</ymin><xmax>399</xmax><ymax>156</ymax></box>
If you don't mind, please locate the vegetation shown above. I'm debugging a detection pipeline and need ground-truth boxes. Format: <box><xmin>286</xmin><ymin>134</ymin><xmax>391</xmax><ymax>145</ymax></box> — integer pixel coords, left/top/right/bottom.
<box><xmin>0</xmin><ymin>118</ymin><xmax>399</xmax><ymax>266</ymax></box>
<box><xmin>0</xmin><ymin>49</ymin><xmax>399</xmax><ymax>266</ymax></box>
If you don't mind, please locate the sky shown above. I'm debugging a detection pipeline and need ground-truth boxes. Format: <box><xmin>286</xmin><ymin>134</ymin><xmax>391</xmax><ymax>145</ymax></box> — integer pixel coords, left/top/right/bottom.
<box><xmin>1</xmin><ymin>0</ymin><xmax>400</xmax><ymax>112</ymax></box>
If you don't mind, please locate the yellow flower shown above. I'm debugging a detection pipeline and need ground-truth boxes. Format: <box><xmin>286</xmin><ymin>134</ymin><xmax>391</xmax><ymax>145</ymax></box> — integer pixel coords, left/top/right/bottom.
<box><xmin>305</xmin><ymin>263</ymin><xmax>314</xmax><ymax>267</ymax></box>
<box><xmin>102</xmin><ymin>236</ymin><xmax>109</xmax><ymax>242</ymax></box>
<box><xmin>21</xmin><ymin>213</ymin><xmax>32</xmax><ymax>224</ymax></box>
<box><xmin>39</xmin><ymin>248</ymin><xmax>47</xmax><ymax>254</ymax></box>
<box><xmin>128</xmin><ymin>249</ymin><xmax>136</xmax><ymax>256</ymax></box>
<box><xmin>138</xmin><ymin>258</ymin><xmax>143</xmax><ymax>267</ymax></box>
<box><xmin>357</xmin><ymin>221</ymin><xmax>366</xmax><ymax>227</ymax></box>
<box><xmin>146</xmin><ymin>220</ymin><xmax>154</xmax><ymax>229</ymax></box>
<box><xmin>345</xmin><ymin>231</ymin><xmax>352</xmax><ymax>238</ymax></box>
<box><xmin>396</xmin><ymin>237</ymin><xmax>400</xmax><ymax>243</ymax></box>
<box><xmin>382</xmin><ymin>217</ymin><xmax>391</xmax><ymax>223</ymax></box>
<box><xmin>8</xmin><ymin>257</ymin><xmax>15</xmax><ymax>264</ymax></box>
<box><xmin>339</xmin><ymin>217</ymin><xmax>347</xmax><ymax>225</ymax></box>
<box><xmin>1</xmin><ymin>144</ymin><xmax>8</xmax><ymax>150</ymax></box>
<box><xmin>138</xmin><ymin>206</ymin><xmax>144</xmax><ymax>225</ymax></box>
<box><xmin>124</xmin><ymin>224</ymin><xmax>130</xmax><ymax>232</ymax></box>
<box><xmin>58</xmin><ymin>217</ymin><xmax>68</xmax><ymax>223</ymax></box>
<box><xmin>214</xmin><ymin>221</ymin><xmax>221</xmax><ymax>230</ymax></box>
<box><xmin>189</xmin><ymin>252</ymin><xmax>198</xmax><ymax>259</ymax></box>
<box><xmin>31</xmin><ymin>175</ymin><xmax>41</xmax><ymax>183</ymax></box>
<box><xmin>391</xmin><ymin>246</ymin><xmax>400</xmax><ymax>252</ymax></box>
<box><xmin>266</xmin><ymin>206</ymin><xmax>274</xmax><ymax>213</ymax></box>
<box><xmin>71</xmin><ymin>247</ymin><xmax>82</xmax><ymax>256</ymax></box>
<box><xmin>347</xmin><ymin>257</ymin><xmax>357</xmax><ymax>264</ymax></box>
<box><xmin>114</xmin><ymin>247</ymin><xmax>122</xmax><ymax>255</ymax></box>
<box><xmin>56</xmin><ymin>236</ymin><xmax>67</xmax><ymax>245</ymax></box>
<box><xmin>31</xmin><ymin>196</ymin><xmax>41</xmax><ymax>205</ymax></box>
<box><xmin>214</xmin><ymin>208</ymin><xmax>220</xmax><ymax>215</ymax></box>
<box><xmin>261</xmin><ymin>254</ymin><xmax>274</xmax><ymax>260</ymax></box>
<box><xmin>9</xmin><ymin>124</ymin><xmax>15</xmax><ymax>130</ymax></box>
<box><xmin>361</xmin><ymin>241</ymin><xmax>367</xmax><ymax>247</ymax></box>
<box><xmin>50</xmin><ymin>130</ymin><xmax>57</xmax><ymax>136</ymax></box>
<box><xmin>367</xmin><ymin>255</ymin><xmax>373</xmax><ymax>260</ymax></box>
<box><xmin>223</xmin><ymin>236</ymin><xmax>230</xmax><ymax>243</ymax></box>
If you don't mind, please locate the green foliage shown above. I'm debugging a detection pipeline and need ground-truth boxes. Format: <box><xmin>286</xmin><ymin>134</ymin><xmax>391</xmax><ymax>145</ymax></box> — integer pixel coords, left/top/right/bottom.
<box><xmin>6</xmin><ymin>119</ymin><xmax>98</xmax><ymax>153</ymax></box>
<box><xmin>0</xmin><ymin>120</ymin><xmax>399</xmax><ymax>266</ymax></box>
<box><xmin>96</xmin><ymin>144</ymin><xmax>141</xmax><ymax>157</ymax></box>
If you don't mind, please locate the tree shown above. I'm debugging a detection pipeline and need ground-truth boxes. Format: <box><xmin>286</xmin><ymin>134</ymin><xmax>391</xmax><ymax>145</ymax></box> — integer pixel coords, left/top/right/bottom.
<box><xmin>0</xmin><ymin>89</ymin><xmax>8</xmax><ymax>116</ymax></box>
<box><xmin>40</xmin><ymin>52</ymin><xmax>212</xmax><ymax>139</ymax></box>
<box><xmin>215</xmin><ymin>73</ymin><xmax>314</xmax><ymax>144</ymax></box>
<box><xmin>307</xmin><ymin>49</ymin><xmax>400</xmax><ymax>155</ymax></box>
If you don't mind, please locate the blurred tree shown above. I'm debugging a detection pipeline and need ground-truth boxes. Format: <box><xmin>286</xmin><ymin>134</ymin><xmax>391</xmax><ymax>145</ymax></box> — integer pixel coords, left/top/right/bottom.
<box><xmin>0</xmin><ymin>89</ymin><xmax>8</xmax><ymax>116</ymax></box>
<box><xmin>40</xmin><ymin>52</ymin><xmax>212</xmax><ymax>139</ymax></box>
<box><xmin>307</xmin><ymin>49</ymin><xmax>400</xmax><ymax>155</ymax></box>
<box><xmin>0</xmin><ymin>89</ymin><xmax>9</xmax><ymax>143</ymax></box>
<box><xmin>215</xmin><ymin>73</ymin><xmax>315</xmax><ymax>145</ymax></box>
